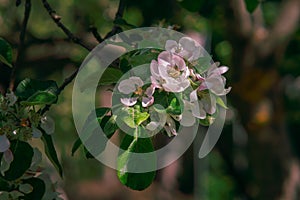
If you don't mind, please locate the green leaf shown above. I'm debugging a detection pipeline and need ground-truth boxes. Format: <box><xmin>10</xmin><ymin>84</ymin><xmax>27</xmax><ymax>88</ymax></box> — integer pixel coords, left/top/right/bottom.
<box><xmin>41</xmin><ymin>133</ymin><xmax>63</xmax><ymax>177</ymax></box>
<box><xmin>194</xmin><ymin>56</ymin><xmax>212</xmax><ymax>74</ymax></box>
<box><xmin>120</xmin><ymin>107</ymin><xmax>150</xmax><ymax>128</ymax></box>
<box><xmin>4</xmin><ymin>140</ymin><xmax>34</xmax><ymax>181</ymax></box>
<box><xmin>117</xmin><ymin>131</ymin><xmax>156</xmax><ymax>190</ymax></box>
<box><xmin>216</xmin><ymin>96</ymin><xmax>228</xmax><ymax>109</ymax></box>
<box><xmin>119</xmin><ymin>57</ymin><xmax>131</xmax><ymax>74</ymax></box>
<box><xmin>80</xmin><ymin>107</ymin><xmax>111</xmax><ymax>140</ymax></box>
<box><xmin>73</xmin><ymin>108</ymin><xmax>116</xmax><ymax>158</ymax></box>
<box><xmin>21</xmin><ymin>91</ymin><xmax>57</xmax><ymax>106</ymax></box>
<box><xmin>244</xmin><ymin>0</ymin><xmax>259</xmax><ymax>13</ymax></box>
<box><xmin>128</xmin><ymin>50</ymin><xmax>160</xmax><ymax>67</ymax></box>
<box><xmin>16</xmin><ymin>78</ymin><xmax>58</xmax><ymax>102</ymax></box>
<box><xmin>71</xmin><ymin>138</ymin><xmax>82</xmax><ymax>156</ymax></box>
<box><xmin>99</xmin><ymin>67</ymin><xmax>123</xmax><ymax>86</ymax></box>
<box><xmin>103</xmin><ymin>115</ymin><xmax>118</xmax><ymax>138</ymax></box>
<box><xmin>0</xmin><ymin>37</ymin><xmax>13</xmax><ymax>67</ymax></box>
<box><xmin>0</xmin><ymin>176</ymin><xmax>10</xmax><ymax>191</ymax></box>
<box><xmin>167</xmin><ymin>97</ymin><xmax>182</xmax><ymax>115</ymax></box>
<box><xmin>0</xmin><ymin>55</ymin><xmax>12</xmax><ymax>68</ymax></box>
<box><xmin>21</xmin><ymin>177</ymin><xmax>46</xmax><ymax>200</ymax></box>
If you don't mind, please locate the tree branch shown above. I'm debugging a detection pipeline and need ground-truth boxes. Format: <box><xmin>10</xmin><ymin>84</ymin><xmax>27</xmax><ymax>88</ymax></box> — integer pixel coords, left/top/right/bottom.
<box><xmin>9</xmin><ymin>0</ymin><xmax>31</xmax><ymax>91</ymax></box>
<box><xmin>41</xmin><ymin>0</ymin><xmax>127</xmax><ymax>114</ymax></box>
<box><xmin>41</xmin><ymin>0</ymin><xmax>92</xmax><ymax>51</ymax></box>
<box><xmin>89</xmin><ymin>26</ymin><xmax>103</xmax><ymax>43</ymax></box>
<box><xmin>41</xmin><ymin>67</ymin><xmax>79</xmax><ymax>115</ymax></box>
<box><xmin>229</xmin><ymin>0</ymin><xmax>252</xmax><ymax>38</ymax></box>
<box><xmin>104</xmin><ymin>0</ymin><xmax>126</xmax><ymax>39</ymax></box>
<box><xmin>260</xmin><ymin>0</ymin><xmax>300</xmax><ymax>57</ymax></box>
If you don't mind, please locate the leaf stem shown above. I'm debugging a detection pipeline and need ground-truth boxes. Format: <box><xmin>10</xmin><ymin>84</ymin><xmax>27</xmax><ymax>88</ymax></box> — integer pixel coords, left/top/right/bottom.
<box><xmin>41</xmin><ymin>0</ymin><xmax>92</xmax><ymax>51</ymax></box>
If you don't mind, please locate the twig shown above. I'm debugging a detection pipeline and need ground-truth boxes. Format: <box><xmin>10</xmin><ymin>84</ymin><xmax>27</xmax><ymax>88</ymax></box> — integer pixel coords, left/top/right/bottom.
<box><xmin>41</xmin><ymin>0</ymin><xmax>127</xmax><ymax>114</ymax></box>
<box><xmin>41</xmin><ymin>68</ymin><xmax>79</xmax><ymax>115</ymax></box>
<box><xmin>260</xmin><ymin>0</ymin><xmax>300</xmax><ymax>57</ymax></box>
<box><xmin>41</xmin><ymin>0</ymin><xmax>92</xmax><ymax>51</ymax></box>
<box><xmin>89</xmin><ymin>26</ymin><xmax>103</xmax><ymax>43</ymax></box>
<box><xmin>9</xmin><ymin>0</ymin><xmax>31</xmax><ymax>91</ymax></box>
<box><xmin>104</xmin><ymin>0</ymin><xmax>126</xmax><ymax>39</ymax></box>
<box><xmin>229</xmin><ymin>0</ymin><xmax>252</xmax><ymax>38</ymax></box>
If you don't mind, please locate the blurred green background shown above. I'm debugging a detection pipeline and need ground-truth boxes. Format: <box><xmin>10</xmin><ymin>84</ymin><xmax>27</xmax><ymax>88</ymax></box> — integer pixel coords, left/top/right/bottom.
<box><xmin>1</xmin><ymin>0</ymin><xmax>300</xmax><ymax>199</ymax></box>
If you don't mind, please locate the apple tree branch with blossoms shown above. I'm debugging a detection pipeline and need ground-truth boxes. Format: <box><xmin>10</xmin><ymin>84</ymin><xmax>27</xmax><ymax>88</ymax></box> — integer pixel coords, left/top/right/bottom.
<box><xmin>0</xmin><ymin>0</ymin><xmax>231</xmax><ymax>198</ymax></box>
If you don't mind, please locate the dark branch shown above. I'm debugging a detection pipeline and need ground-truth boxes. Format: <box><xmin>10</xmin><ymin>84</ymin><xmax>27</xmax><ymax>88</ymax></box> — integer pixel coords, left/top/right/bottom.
<box><xmin>41</xmin><ymin>67</ymin><xmax>79</xmax><ymax>115</ymax></box>
<box><xmin>9</xmin><ymin>0</ymin><xmax>31</xmax><ymax>91</ymax></box>
<box><xmin>41</xmin><ymin>0</ymin><xmax>126</xmax><ymax>115</ymax></box>
<box><xmin>229</xmin><ymin>0</ymin><xmax>252</xmax><ymax>38</ymax></box>
<box><xmin>89</xmin><ymin>26</ymin><xmax>103</xmax><ymax>43</ymax></box>
<box><xmin>104</xmin><ymin>0</ymin><xmax>126</xmax><ymax>39</ymax></box>
<box><xmin>41</xmin><ymin>0</ymin><xmax>92</xmax><ymax>51</ymax></box>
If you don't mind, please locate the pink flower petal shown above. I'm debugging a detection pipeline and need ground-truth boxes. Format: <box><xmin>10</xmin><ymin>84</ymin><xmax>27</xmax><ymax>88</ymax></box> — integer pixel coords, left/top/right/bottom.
<box><xmin>120</xmin><ymin>97</ymin><xmax>138</xmax><ymax>107</ymax></box>
<box><xmin>142</xmin><ymin>96</ymin><xmax>154</xmax><ymax>107</ymax></box>
<box><xmin>4</xmin><ymin>149</ymin><xmax>13</xmax><ymax>164</ymax></box>
<box><xmin>165</xmin><ymin>40</ymin><xmax>178</xmax><ymax>53</ymax></box>
<box><xmin>0</xmin><ymin>135</ymin><xmax>10</xmax><ymax>153</ymax></box>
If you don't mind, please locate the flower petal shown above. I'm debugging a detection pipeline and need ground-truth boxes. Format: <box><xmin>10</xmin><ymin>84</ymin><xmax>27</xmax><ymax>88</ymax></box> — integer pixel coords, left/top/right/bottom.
<box><xmin>172</xmin><ymin>54</ymin><xmax>186</xmax><ymax>71</ymax></box>
<box><xmin>129</xmin><ymin>76</ymin><xmax>144</xmax><ymax>87</ymax></box>
<box><xmin>120</xmin><ymin>97</ymin><xmax>138</xmax><ymax>107</ymax></box>
<box><xmin>142</xmin><ymin>96</ymin><xmax>154</xmax><ymax>107</ymax></box>
<box><xmin>190</xmin><ymin>90</ymin><xmax>198</xmax><ymax>102</ymax></box>
<box><xmin>41</xmin><ymin>116</ymin><xmax>55</xmax><ymax>135</ymax></box>
<box><xmin>158</xmin><ymin>51</ymin><xmax>172</xmax><ymax>67</ymax></box>
<box><xmin>145</xmin><ymin>85</ymin><xmax>155</xmax><ymax>97</ymax></box>
<box><xmin>181</xmin><ymin>110</ymin><xmax>196</xmax><ymax>127</ymax></box>
<box><xmin>3</xmin><ymin>149</ymin><xmax>13</xmax><ymax>164</ymax></box>
<box><xmin>118</xmin><ymin>79</ymin><xmax>137</xmax><ymax>94</ymax></box>
<box><xmin>165</xmin><ymin>116</ymin><xmax>177</xmax><ymax>137</ymax></box>
<box><xmin>179</xmin><ymin>37</ymin><xmax>197</xmax><ymax>52</ymax></box>
<box><xmin>201</xmin><ymin>94</ymin><xmax>216</xmax><ymax>115</ymax></box>
<box><xmin>0</xmin><ymin>135</ymin><xmax>10</xmax><ymax>153</ymax></box>
<box><xmin>150</xmin><ymin>60</ymin><xmax>160</xmax><ymax>79</ymax></box>
<box><xmin>165</xmin><ymin>40</ymin><xmax>178</xmax><ymax>53</ymax></box>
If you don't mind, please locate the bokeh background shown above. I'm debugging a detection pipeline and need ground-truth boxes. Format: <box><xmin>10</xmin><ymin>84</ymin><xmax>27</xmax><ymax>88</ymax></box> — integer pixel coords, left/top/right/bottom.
<box><xmin>0</xmin><ymin>0</ymin><xmax>300</xmax><ymax>199</ymax></box>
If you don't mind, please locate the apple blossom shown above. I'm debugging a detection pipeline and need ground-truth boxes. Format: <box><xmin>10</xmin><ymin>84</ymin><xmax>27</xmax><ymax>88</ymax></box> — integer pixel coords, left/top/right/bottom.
<box><xmin>198</xmin><ymin>62</ymin><xmax>231</xmax><ymax>96</ymax></box>
<box><xmin>118</xmin><ymin>76</ymin><xmax>154</xmax><ymax>107</ymax></box>
<box><xmin>150</xmin><ymin>51</ymin><xmax>190</xmax><ymax>92</ymax></box>
<box><xmin>0</xmin><ymin>135</ymin><xmax>10</xmax><ymax>153</ymax></box>
<box><xmin>165</xmin><ymin>37</ymin><xmax>202</xmax><ymax>62</ymax></box>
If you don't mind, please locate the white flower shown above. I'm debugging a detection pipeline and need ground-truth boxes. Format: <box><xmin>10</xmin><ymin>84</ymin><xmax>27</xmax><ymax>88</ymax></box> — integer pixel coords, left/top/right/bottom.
<box><xmin>200</xmin><ymin>92</ymin><xmax>217</xmax><ymax>115</ymax></box>
<box><xmin>164</xmin><ymin>115</ymin><xmax>177</xmax><ymax>137</ymax></box>
<box><xmin>150</xmin><ymin>51</ymin><xmax>190</xmax><ymax>92</ymax></box>
<box><xmin>118</xmin><ymin>77</ymin><xmax>154</xmax><ymax>107</ymax></box>
<box><xmin>41</xmin><ymin>116</ymin><xmax>55</xmax><ymax>134</ymax></box>
<box><xmin>165</xmin><ymin>37</ymin><xmax>202</xmax><ymax>62</ymax></box>
<box><xmin>3</xmin><ymin>149</ymin><xmax>13</xmax><ymax>164</ymax></box>
<box><xmin>6</xmin><ymin>91</ymin><xmax>17</xmax><ymax>106</ymax></box>
<box><xmin>199</xmin><ymin>62</ymin><xmax>231</xmax><ymax>96</ymax></box>
<box><xmin>0</xmin><ymin>135</ymin><xmax>10</xmax><ymax>153</ymax></box>
<box><xmin>181</xmin><ymin>90</ymin><xmax>206</xmax><ymax>126</ymax></box>
<box><xmin>118</xmin><ymin>77</ymin><xmax>144</xmax><ymax>94</ymax></box>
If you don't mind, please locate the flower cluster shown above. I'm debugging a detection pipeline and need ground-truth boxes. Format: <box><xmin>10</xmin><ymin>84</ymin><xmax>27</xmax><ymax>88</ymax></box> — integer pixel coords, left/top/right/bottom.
<box><xmin>0</xmin><ymin>92</ymin><xmax>55</xmax><ymax>164</ymax></box>
<box><xmin>117</xmin><ymin>37</ymin><xmax>231</xmax><ymax>137</ymax></box>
